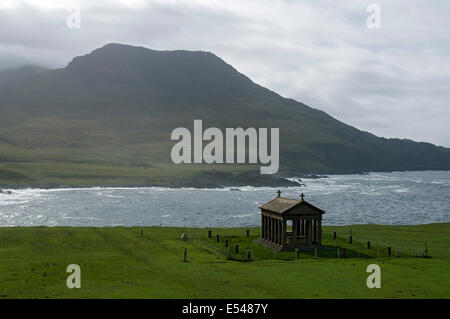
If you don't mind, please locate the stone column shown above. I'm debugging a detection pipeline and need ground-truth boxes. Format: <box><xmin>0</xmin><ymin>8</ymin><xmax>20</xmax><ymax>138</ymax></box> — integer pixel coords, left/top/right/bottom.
<box><xmin>261</xmin><ymin>215</ymin><xmax>265</xmax><ymax>239</ymax></box>
<box><xmin>264</xmin><ymin>216</ymin><xmax>267</xmax><ymax>240</ymax></box>
<box><xmin>278</xmin><ymin>219</ymin><xmax>282</xmax><ymax>245</ymax></box>
<box><xmin>271</xmin><ymin>217</ymin><xmax>274</xmax><ymax>243</ymax></box>
<box><xmin>274</xmin><ymin>219</ymin><xmax>277</xmax><ymax>244</ymax></box>
<box><xmin>304</xmin><ymin>220</ymin><xmax>307</xmax><ymax>241</ymax></box>
<box><xmin>313</xmin><ymin>219</ymin><xmax>317</xmax><ymax>244</ymax></box>
<box><xmin>303</xmin><ymin>219</ymin><xmax>306</xmax><ymax>236</ymax></box>
<box><xmin>318</xmin><ymin>218</ymin><xmax>322</xmax><ymax>246</ymax></box>
<box><xmin>308</xmin><ymin>219</ymin><xmax>313</xmax><ymax>244</ymax></box>
<box><xmin>274</xmin><ymin>218</ymin><xmax>277</xmax><ymax>244</ymax></box>
<box><xmin>281</xmin><ymin>218</ymin><xmax>286</xmax><ymax>248</ymax></box>
<box><xmin>292</xmin><ymin>218</ymin><xmax>297</xmax><ymax>248</ymax></box>
<box><xmin>274</xmin><ymin>219</ymin><xmax>278</xmax><ymax>244</ymax></box>
<box><xmin>300</xmin><ymin>219</ymin><xmax>304</xmax><ymax>236</ymax></box>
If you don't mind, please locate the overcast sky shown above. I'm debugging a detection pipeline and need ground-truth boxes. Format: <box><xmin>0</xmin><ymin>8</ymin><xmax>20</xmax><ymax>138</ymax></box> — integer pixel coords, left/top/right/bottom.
<box><xmin>1</xmin><ymin>0</ymin><xmax>449</xmax><ymax>147</ymax></box>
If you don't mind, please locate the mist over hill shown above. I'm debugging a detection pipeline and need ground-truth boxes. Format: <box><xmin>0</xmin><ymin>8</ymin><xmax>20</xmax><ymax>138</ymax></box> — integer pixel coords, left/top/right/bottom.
<box><xmin>0</xmin><ymin>43</ymin><xmax>448</xmax><ymax>187</ymax></box>
<box><xmin>0</xmin><ymin>65</ymin><xmax>49</xmax><ymax>90</ymax></box>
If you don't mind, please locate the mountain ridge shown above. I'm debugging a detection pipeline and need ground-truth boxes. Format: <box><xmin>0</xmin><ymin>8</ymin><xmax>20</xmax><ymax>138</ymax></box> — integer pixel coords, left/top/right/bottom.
<box><xmin>0</xmin><ymin>43</ymin><xmax>448</xmax><ymax>187</ymax></box>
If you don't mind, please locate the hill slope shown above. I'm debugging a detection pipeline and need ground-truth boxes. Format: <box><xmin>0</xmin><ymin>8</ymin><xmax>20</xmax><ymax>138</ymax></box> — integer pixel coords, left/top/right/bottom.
<box><xmin>0</xmin><ymin>43</ymin><xmax>449</xmax><ymax>187</ymax></box>
<box><xmin>0</xmin><ymin>65</ymin><xmax>49</xmax><ymax>90</ymax></box>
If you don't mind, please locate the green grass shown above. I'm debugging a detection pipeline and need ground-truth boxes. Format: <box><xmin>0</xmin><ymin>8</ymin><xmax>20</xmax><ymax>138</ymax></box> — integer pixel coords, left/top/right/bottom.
<box><xmin>0</xmin><ymin>223</ymin><xmax>448</xmax><ymax>298</ymax></box>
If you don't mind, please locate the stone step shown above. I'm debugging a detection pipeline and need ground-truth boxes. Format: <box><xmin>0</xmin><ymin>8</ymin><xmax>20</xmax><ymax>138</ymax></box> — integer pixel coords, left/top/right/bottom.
<box><xmin>253</xmin><ymin>238</ymin><xmax>283</xmax><ymax>251</ymax></box>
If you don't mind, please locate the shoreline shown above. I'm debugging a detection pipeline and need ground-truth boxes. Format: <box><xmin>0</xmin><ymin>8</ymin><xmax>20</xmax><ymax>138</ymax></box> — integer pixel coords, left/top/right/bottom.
<box><xmin>1</xmin><ymin>169</ymin><xmax>449</xmax><ymax>190</ymax></box>
<box><xmin>0</xmin><ymin>222</ymin><xmax>449</xmax><ymax>229</ymax></box>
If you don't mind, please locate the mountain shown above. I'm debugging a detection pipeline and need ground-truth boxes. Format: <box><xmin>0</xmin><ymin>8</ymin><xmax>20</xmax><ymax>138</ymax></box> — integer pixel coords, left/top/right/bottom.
<box><xmin>0</xmin><ymin>43</ymin><xmax>449</xmax><ymax>187</ymax></box>
<box><xmin>0</xmin><ymin>65</ymin><xmax>49</xmax><ymax>90</ymax></box>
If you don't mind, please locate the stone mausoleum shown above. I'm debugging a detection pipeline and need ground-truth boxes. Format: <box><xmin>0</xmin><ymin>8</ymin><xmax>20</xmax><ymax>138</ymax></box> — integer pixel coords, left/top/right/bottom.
<box><xmin>255</xmin><ymin>191</ymin><xmax>325</xmax><ymax>251</ymax></box>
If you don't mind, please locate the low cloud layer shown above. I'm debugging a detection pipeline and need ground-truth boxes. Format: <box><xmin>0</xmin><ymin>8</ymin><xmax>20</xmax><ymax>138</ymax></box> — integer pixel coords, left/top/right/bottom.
<box><xmin>1</xmin><ymin>0</ymin><xmax>449</xmax><ymax>146</ymax></box>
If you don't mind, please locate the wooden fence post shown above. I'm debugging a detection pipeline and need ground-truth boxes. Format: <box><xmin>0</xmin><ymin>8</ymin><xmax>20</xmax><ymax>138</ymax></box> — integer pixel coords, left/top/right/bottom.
<box><xmin>184</xmin><ymin>248</ymin><xmax>187</xmax><ymax>262</ymax></box>
<box><xmin>208</xmin><ymin>230</ymin><xmax>212</xmax><ymax>238</ymax></box>
<box><xmin>141</xmin><ymin>228</ymin><xmax>143</xmax><ymax>238</ymax></box>
<box><xmin>216</xmin><ymin>234</ymin><xmax>219</xmax><ymax>243</ymax></box>
<box><xmin>387</xmin><ymin>246</ymin><xmax>392</xmax><ymax>257</ymax></box>
<box><xmin>333</xmin><ymin>232</ymin><xmax>336</xmax><ymax>240</ymax></box>
<box><xmin>349</xmin><ymin>236</ymin><xmax>352</xmax><ymax>244</ymax></box>
<box><xmin>246</xmin><ymin>229</ymin><xmax>250</xmax><ymax>237</ymax></box>
<box><xmin>246</xmin><ymin>250</ymin><xmax>252</xmax><ymax>260</ymax></box>
<box><xmin>367</xmin><ymin>240</ymin><xmax>370</xmax><ymax>249</ymax></box>
<box><xmin>225</xmin><ymin>239</ymin><xmax>229</xmax><ymax>247</ymax></box>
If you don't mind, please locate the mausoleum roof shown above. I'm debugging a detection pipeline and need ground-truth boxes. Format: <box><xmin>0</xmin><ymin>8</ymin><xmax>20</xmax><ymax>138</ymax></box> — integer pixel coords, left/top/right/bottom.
<box><xmin>259</xmin><ymin>196</ymin><xmax>325</xmax><ymax>214</ymax></box>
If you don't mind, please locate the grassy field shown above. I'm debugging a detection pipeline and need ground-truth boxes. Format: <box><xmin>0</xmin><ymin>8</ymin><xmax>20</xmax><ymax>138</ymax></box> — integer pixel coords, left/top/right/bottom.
<box><xmin>0</xmin><ymin>223</ymin><xmax>448</xmax><ymax>298</ymax></box>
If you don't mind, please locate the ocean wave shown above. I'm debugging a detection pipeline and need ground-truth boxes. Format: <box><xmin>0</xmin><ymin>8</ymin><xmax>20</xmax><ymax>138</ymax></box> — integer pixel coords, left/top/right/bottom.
<box><xmin>229</xmin><ymin>213</ymin><xmax>257</xmax><ymax>218</ymax></box>
<box><xmin>394</xmin><ymin>188</ymin><xmax>409</xmax><ymax>193</ymax></box>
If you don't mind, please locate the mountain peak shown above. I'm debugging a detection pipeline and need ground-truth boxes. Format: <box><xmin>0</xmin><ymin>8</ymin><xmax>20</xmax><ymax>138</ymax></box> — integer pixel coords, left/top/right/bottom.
<box><xmin>67</xmin><ymin>43</ymin><xmax>219</xmax><ymax>69</ymax></box>
<box><xmin>65</xmin><ymin>43</ymin><xmax>254</xmax><ymax>95</ymax></box>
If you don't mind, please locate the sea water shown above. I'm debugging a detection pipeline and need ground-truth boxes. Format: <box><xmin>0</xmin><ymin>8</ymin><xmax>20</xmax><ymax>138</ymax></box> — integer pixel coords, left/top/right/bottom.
<box><xmin>0</xmin><ymin>171</ymin><xmax>448</xmax><ymax>227</ymax></box>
